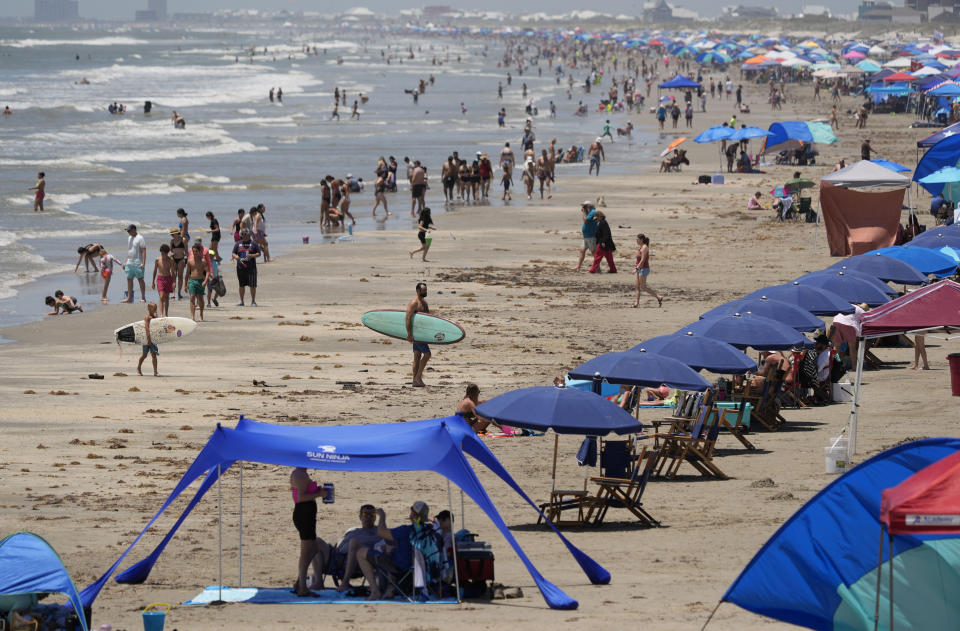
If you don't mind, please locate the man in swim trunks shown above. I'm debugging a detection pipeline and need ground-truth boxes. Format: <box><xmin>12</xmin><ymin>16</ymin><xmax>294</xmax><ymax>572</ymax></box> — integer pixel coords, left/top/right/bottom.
<box><xmin>123</xmin><ymin>224</ymin><xmax>147</xmax><ymax>303</ymax></box>
<box><xmin>406</xmin><ymin>282</ymin><xmax>431</xmax><ymax>387</ymax></box>
<box><xmin>441</xmin><ymin>155</ymin><xmax>456</xmax><ymax>202</ymax></box>
<box><xmin>410</xmin><ymin>160</ymin><xmax>426</xmax><ymax>216</ymax></box>
<box><xmin>588</xmin><ymin>138</ymin><xmax>605</xmax><ymax>176</ymax></box>
<box><xmin>31</xmin><ymin>172</ymin><xmax>45</xmax><ymax>212</ymax></box>
<box><xmin>151</xmin><ymin>243</ymin><xmax>176</xmax><ymax>317</ymax></box>
<box><xmin>185</xmin><ymin>242</ymin><xmax>211</xmax><ymax>322</ymax></box>
<box><xmin>499</xmin><ymin>142</ymin><xmax>515</xmax><ymax>173</ymax></box>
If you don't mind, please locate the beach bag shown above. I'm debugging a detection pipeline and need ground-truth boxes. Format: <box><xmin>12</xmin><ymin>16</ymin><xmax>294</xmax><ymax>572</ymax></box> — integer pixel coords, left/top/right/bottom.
<box><xmin>215</xmin><ymin>276</ymin><xmax>227</xmax><ymax>297</ymax></box>
<box><xmin>698</xmin><ymin>175</ymin><xmax>712</xmax><ymax>184</ymax></box>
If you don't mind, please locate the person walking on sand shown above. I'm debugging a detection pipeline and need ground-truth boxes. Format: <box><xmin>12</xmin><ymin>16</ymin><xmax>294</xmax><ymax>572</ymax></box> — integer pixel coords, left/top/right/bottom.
<box><xmin>500</xmin><ymin>163</ymin><xmax>513</xmax><ymax>201</ymax></box>
<box><xmin>410</xmin><ymin>160</ymin><xmax>426</xmax><ymax>216</ymax></box>
<box><xmin>232</xmin><ymin>229</ymin><xmax>260</xmax><ymax>307</ymax></box>
<box><xmin>137</xmin><ymin>302</ymin><xmax>160</xmax><ymax>377</ymax></box>
<box><xmin>151</xmin><ymin>243</ymin><xmax>175</xmax><ymax>316</ymax></box>
<box><xmin>409</xmin><ymin>207</ymin><xmax>435</xmax><ymax>261</ymax></box>
<box><xmin>122</xmin><ymin>224</ymin><xmax>147</xmax><ymax>303</ymax></box>
<box><xmin>633</xmin><ymin>234</ymin><xmax>663</xmax><ymax>308</ymax></box>
<box><xmin>572</xmin><ymin>201</ymin><xmax>598</xmax><ymax>272</ymax></box>
<box><xmin>184</xmin><ymin>242</ymin><xmax>211</xmax><ymax>321</ymax></box>
<box><xmin>588</xmin><ymin>211</ymin><xmax>617</xmax><ymax>273</ymax></box>
<box><xmin>406</xmin><ymin>282</ymin><xmax>431</xmax><ymax>387</ymax></box>
<box><xmin>30</xmin><ymin>172</ymin><xmax>45</xmax><ymax>212</ymax></box>
<box><xmin>913</xmin><ymin>335</ymin><xmax>930</xmax><ymax>370</ymax></box>
<box><xmin>372</xmin><ymin>171</ymin><xmax>389</xmax><ymax>216</ymax></box>
<box><xmin>588</xmin><ymin>138</ymin><xmax>605</xmax><ymax>176</ymax></box>
<box><xmin>251</xmin><ymin>204</ymin><xmax>273</xmax><ymax>261</ymax></box>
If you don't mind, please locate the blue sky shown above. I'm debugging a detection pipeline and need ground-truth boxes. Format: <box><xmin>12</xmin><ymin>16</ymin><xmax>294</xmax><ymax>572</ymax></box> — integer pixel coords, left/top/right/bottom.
<box><xmin>3</xmin><ymin>0</ymin><xmax>861</xmax><ymax>20</ymax></box>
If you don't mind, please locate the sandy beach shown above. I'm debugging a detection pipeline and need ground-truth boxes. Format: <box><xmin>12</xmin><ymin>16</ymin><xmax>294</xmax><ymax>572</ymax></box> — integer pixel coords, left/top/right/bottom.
<box><xmin>2</xmin><ymin>59</ymin><xmax>959</xmax><ymax>631</ymax></box>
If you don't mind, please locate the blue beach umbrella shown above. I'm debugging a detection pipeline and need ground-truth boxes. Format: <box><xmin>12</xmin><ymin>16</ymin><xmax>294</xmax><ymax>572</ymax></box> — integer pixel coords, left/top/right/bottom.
<box><xmin>475</xmin><ymin>386</ymin><xmax>642</xmax><ymax>435</ymax></box>
<box><xmin>694</xmin><ymin>125</ymin><xmax>734</xmax><ymax>143</ymax></box>
<box><xmin>827</xmin><ymin>252</ymin><xmax>928</xmax><ymax>285</ymax></box>
<box><xmin>673</xmin><ymin>312</ymin><xmax>808</xmax><ymax>351</ymax></box>
<box><xmin>793</xmin><ymin>270</ymin><xmax>892</xmax><ymax>307</ymax></box>
<box><xmin>568</xmin><ymin>350</ymin><xmax>712</xmax><ymax>391</ymax></box>
<box><xmin>629</xmin><ymin>331</ymin><xmax>756</xmax><ymax>374</ymax></box>
<box><xmin>873</xmin><ymin>245</ymin><xmax>957</xmax><ymax>277</ymax></box>
<box><xmin>743</xmin><ymin>282</ymin><xmax>855</xmax><ymax>315</ymax></box>
<box><xmin>918</xmin><ymin>166</ymin><xmax>960</xmax><ymax>184</ymax></box>
<box><xmin>910</xmin><ymin>227</ymin><xmax>960</xmax><ymax>250</ymax></box>
<box><xmin>940</xmin><ymin>246</ymin><xmax>960</xmax><ymax>262</ymax></box>
<box><xmin>728</xmin><ymin>126</ymin><xmax>773</xmax><ymax>141</ymax></box>
<box><xmin>806</xmin><ymin>268</ymin><xmax>898</xmax><ymax>297</ymax></box>
<box><xmin>699</xmin><ymin>297</ymin><xmax>824</xmax><ymax>332</ymax></box>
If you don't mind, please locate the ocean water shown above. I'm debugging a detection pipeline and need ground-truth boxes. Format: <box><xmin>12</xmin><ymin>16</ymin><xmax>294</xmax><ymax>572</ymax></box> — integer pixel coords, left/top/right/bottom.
<box><xmin>0</xmin><ymin>25</ymin><xmax>657</xmax><ymax>329</ymax></box>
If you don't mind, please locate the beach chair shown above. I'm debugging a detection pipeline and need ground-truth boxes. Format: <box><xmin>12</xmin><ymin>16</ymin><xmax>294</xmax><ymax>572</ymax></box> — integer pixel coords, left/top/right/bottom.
<box><xmin>652</xmin><ymin>390</ymin><xmax>725</xmax><ymax>478</ymax></box>
<box><xmin>715</xmin><ymin>399</ymin><xmax>755</xmax><ymax>451</ymax></box>
<box><xmin>651</xmin><ymin>390</ymin><xmax>702</xmax><ymax>434</ymax></box>
<box><xmin>750</xmin><ymin>371</ymin><xmax>787</xmax><ymax>430</ymax></box>
<box><xmin>584</xmin><ymin>445</ymin><xmax>661</xmax><ymax>527</ymax></box>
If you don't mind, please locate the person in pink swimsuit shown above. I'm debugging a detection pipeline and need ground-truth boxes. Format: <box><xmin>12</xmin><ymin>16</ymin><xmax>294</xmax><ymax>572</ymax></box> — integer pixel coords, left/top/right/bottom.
<box><xmin>151</xmin><ymin>244</ymin><xmax>176</xmax><ymax>317</ymax></box>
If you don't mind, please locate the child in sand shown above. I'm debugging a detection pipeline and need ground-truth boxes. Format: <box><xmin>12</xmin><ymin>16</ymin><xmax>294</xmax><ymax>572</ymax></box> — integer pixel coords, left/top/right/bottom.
<box><xmin>184</xmin><ymin>242</ymin><xmax>212</xmax><ymax>322</ymax></box>
<box><xmin>99</xmin><ymin>248</ymin><xmax>121</xmax><ymax>303</ymax></box>
<box><xmin>151</xmin><ymin>244</ymin><xmax>175</xmax><ymax>317</ymax></box>
<box><xmin>45</xmin><ymin>290</ymin><xmax>82</xmax><ymax>315</ymax></box>
<box><xmin>137</xmin><ymin>302</ymin><xmax>159</xmax><ymax>376</ymax></box>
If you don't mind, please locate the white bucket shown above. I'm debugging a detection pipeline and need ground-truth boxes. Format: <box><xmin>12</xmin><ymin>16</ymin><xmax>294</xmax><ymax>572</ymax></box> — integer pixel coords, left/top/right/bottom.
<box><xmin>831</xmin><ymin>382</ymin><xmax>853</xmax><ymax>403</ymax></box>
<box><xmin>825</xmin><ymin>437</ymin><xmax>849</xmax><ymax>474</ymax></box>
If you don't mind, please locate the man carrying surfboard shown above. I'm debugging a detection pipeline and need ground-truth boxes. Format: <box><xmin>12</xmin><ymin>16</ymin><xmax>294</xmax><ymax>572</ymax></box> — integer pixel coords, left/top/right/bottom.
<box><xmin>406</xmin><ymin>282</ymin><xmax>431</xmax><ymax>387</ymax></box>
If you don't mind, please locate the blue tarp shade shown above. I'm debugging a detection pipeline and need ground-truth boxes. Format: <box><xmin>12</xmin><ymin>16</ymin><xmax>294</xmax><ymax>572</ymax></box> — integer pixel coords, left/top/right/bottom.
<box><xmin>917</xmin><ymin>121</ymin><xmax>960</xmax><ymax>148</ymax></box>
<box><xmin>866</xmin><ymin>83</ymin><xmax>913</xmax><ymax>95</ymax></box>
<box><xmin>914</xmin><ymin>133</ymin><xmax>960</xmax><ymax>197</ymax></box>
<box><xmin>0</xmin><ymin>532</ymin><xmax>88</xmax><ymax>631</ymax></box>
<box><xmin>80</xmin><ymin>416</ymin><xmax>610</xmax><ymax>611</ymax></box>
<box><xmin>658</xmin><ymin>74</ymin><xmax>701</xmax><ymax>89</ymax></box>
<box><xmin>927</xmin><ymin>83</ymin><xmax>960</xmax><ymax>97</ymax></box>
<box><xmin>765</xmin><ymin>121</ymin><xmax>837</xmax><ymax>153</ymax></box>
<box><xmin>870</xmin><ymin>158</ymin><xmax>911</xmax><ymax>173</ymax></box>
<box><xmin>723</xmin><ymin>438</ymin><xmax>960</xmax><ymax>630</ymax></box>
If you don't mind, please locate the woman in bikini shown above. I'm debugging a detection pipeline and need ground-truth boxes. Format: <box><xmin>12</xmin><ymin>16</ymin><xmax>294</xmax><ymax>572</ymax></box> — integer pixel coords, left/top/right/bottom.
<box><xmin>169</xmin><ymin>229</ymin><xmax>187</xmax><ymax>301</ymax></box>
<box><xmin>372</xmin><ymin>172</ymin><xmax>389</xmax><ymax>216</ymax></box>
<box><xmin>456</xmin><ymin>383</ymin><xmax>496</xmax><ymax>433</ymax></box>
<box><xmin>289</xmin><ymin>467</ymin><xmax>333</xmax><ymax>596</ymax></box>
<box><xmin>633</xmin><ymin>233</ymin><xmax>663</xmax><ymax>308</ymax></box>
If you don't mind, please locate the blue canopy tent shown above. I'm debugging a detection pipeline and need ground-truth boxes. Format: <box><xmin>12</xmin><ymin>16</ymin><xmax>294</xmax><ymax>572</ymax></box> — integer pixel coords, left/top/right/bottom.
<box><xmin>871</xmin><ymin>158</ymin><xmax>911</xmax><ymax>173</ymax></box>
<box><xmin>657</xmin><ymin>73</ymin><xmax>701</xmax><ymax>89</ymax></box>
<box><xmin>719</xmin><ymin>437</ymin><xmax>960</xmax><ymax>630</ymax></box>
<box><xmin>0</xmin><ymin>532</ymin><xmax>88</xmax><ymax>631</ymax></box>
<box><xmin>80</xmin><ymin>416</ymin><xmax>610</xmax><ymax>611</ymax></box>
<box><xmin>763</xmin><ymin>121</ymin><xmax>838</xmax><ymax>155</ymax></box>
<box><xmin>916</xmin><ymin>121</ymin><xmax>960</xmax><ymax>149</ymax></box>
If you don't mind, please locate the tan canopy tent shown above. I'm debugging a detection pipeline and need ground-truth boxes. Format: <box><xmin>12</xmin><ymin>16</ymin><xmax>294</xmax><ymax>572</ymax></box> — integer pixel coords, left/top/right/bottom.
<box><xmin>819</xmin><ymin>161</ymin><xmax>911</xmax><ymax>256</ymax></box>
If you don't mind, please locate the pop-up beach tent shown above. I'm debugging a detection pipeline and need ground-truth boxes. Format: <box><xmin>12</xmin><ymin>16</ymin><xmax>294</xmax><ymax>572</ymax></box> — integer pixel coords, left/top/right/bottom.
<box><xmin>80</xmin><ymin>416</ymin><xmax>610</xmax><ymax>611</ymax></box>
<box><xmin>915</xmin><ymin>132</ymin><xmax>960</xmax><ymax>203</ymax></box>
<box><xmin>762</xmin><ymin>120</ymin><xmax>838</xmax><ymax>154</ymax></box>
<box><xmin>0</xmin><ymin>532</ymin><xmax>88</xmax><ymax>631</ymax></box>
<box><xmin>844</xmin><ymin>280</ymin><xmax>960</xmax><ymax>461</ymax></box>
<box><xmin>717</xmin><ymin>437</ymin><xmax>960</xmax><ymax>630</ymax></box>
<box><xmin>819</xmin><ymin>160</ymin><xmax>911</xmax><ymax>256</ymax></box>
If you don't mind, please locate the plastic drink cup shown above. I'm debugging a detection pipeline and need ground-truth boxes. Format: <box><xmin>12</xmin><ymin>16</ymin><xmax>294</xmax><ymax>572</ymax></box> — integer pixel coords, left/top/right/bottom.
<box><xmin>323</xmin><ymin>482</ymin><xmax>334</xmax><ymax>504</ymax></box>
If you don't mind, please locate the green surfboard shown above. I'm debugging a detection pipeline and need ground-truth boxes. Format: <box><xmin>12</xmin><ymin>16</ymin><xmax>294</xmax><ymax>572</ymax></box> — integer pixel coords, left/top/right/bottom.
<box><xmin>361</xmin><ymin>309</ymin><xmax>465</xmax><ymax>345</ymax></box>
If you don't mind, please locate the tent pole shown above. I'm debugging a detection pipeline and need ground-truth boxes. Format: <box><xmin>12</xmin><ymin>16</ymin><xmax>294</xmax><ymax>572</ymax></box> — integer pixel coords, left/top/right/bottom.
<box><xmin>447</xmin><ymin>479</ymin><xmax>461</xmax><ymax>605</ymax></box>
<box><xmin>238</xmin><ymin>462</ymin><xmax>243</xmax><ymax>588</ymax></box>
<box><xmin>460</xmin><ymin>490</ymin><xmax>465</xmax><ymax>530</ymax></box>
<box><xmin>874</xmin><ymin>525</ymin><xmax>884</xmax><ymax>631</ymax></box>
<box><xmin>888</xmin><ymin>532</ymin><xmax>895</xmax><ymax>631</ymax></box>
<box><xmin>551</xmin><ymin>433</ymin><xmax>559</xmax><ymax>494</ymax></box>
<box><xmin>814</xmin><ymin>197</ymin><xmax>821</xmax><ymax>255</ymax></box>
<box><xmin>848</xmin><ymin>339</ymin><xmax>867</xmax><ymax>462</ymax></box>
<box><xmin>218</xmin><ymin>462</ymin><xmax>223</xmax><ymax>602</ymax></box>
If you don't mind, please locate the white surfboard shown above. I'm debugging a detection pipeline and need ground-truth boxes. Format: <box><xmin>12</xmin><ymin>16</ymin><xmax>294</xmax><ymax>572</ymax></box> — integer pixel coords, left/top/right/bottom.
<box><xmin>114</xmin><ymin>316</ymin><xmax>198</xmax><ymax>346</ymax></box>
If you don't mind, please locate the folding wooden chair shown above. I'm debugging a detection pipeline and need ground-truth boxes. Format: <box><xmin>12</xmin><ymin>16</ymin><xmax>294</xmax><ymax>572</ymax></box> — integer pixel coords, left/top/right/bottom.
<box><xmin>584</xmin><ymin>445</ymin><xmax>661</xmax><ymax>527</ymax></box>
<box><xmin>741</xmin><ymin>372</ymin><xmax>786</xmax><ymax>431</ymax></box>
<box><xmin>716</xmin><ymin>398</ymin><xmax>755</xmax><ymax>450</ymax></box>
<box><xmin>652</xmin><ymin>390</ymin><xmax>726</xmax><ymax>478</ymax></box>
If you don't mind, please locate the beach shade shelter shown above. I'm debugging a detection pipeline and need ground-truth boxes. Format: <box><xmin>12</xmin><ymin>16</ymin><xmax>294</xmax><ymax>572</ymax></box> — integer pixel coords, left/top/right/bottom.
<box><xmin>883</xmin><ymin>71</ymin><xmax>917</xmax><ymax>82</ymax></box>
<box><xmin>845</xmin><ymin>280</ymin><xmax>960</xmax><ymax>459</ymax></box>
<box><xmin>657</xmin><ymin>73</ymin><xmax>701</xmax><ymax>89</ymax></box>
<box><xmin>716</xmin><ymin>437</ymin><xmax>960</xmax><ymax>630</ymax></box>
<box><xmin>916</xmin><ymin>121</ymin><xmax>960</xmax><ymax>150</ymax></box>
<box><xmin>856</xmin><ymin>59</ymin><xmax>883</xmax><ymax>73</ymax></box>
<box><xmin>762</xmin><ymin>121</ymin><xmax>838</xmax><ymax>155</ymax></box>
<box><xmin>793</xmin><ymin>270</ymin><xmax>893</xmax><ymax>307</ymax></box>
<box><xmin>915</xmin><ymin>133</ymin><xmax>960</xmax><ymax>202</ymax></box>
<box><xmin>918</xmin><ymin>166</ymin><xmax>960</xmax><ymax>204</ymax></box>
<box><xmin>699</xmin><ymin>297</ymin><xmax>825</xmax><ymax>332</ymax></box>
<box><xmin>0</xmin><ymin>532</ymin><xmax>88</xmax><ymax>631</ymax></box>
<box><xmin>819</xmin><ymin>160</ymin><xmax>911</xmax><ymax>256</ymax></box>
<box><xmin>872</xmin><ymin>245</ymin><xmax>957</xmax><ymax>277</ymax></box>
<box><xmin>743</xmin><ymin>281</ymin><xmax>855</xmax><ymax>315</ymax></box>
<box><xmin>694</xmin><ymin>125</ymin><xmax>735</xmax><ymax>170</ymax></box>
<box><xmin>871</xmin><ymin>158</ymin><xmax>912</xmax><ymax>173</ymax></box>
<box><xmin>927</xmin><ymin>83</ymin><xmax>960</xmax><ymax>97</ymax></box>
<box><xmin>628</xmin><ymin>331</ymin><xmax>757</xmax><ymax>373</ymax></box>
<box><xmin>79</xmin><ymin>416</ymin><xmax>612</xmax><ymax>611</ymax></box>
<box><xmin>568</xmin><ymin>350</ymin><xmax>712</xmax><ymax>391</ymax></box>
<box><xmin>908</xmin><ymin>226</ymin><xmax>960</xmax><ymax>250</ymax></box>
<box><xmin>728</xmin><ymin>126</ymin><xmax>772</xmax><ymax>142</ymax></box>
<box><xmin>672</xmin><ymin>312</ymin><xmax>807</xmax><ymax>351</ymax></box>
<box><xmin>828</xmin><ymin>252</ymin><xmax>928</xmax><ymax>285</ymax></box>
<box><xmin>475</xmin><ymin>385</ymin><xmax>642</xmax><ymax>489</ymax></box>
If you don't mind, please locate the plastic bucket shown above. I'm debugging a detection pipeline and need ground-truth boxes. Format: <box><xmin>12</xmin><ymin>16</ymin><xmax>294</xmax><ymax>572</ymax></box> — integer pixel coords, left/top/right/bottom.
<box><xmin>301</xmin><ymin>236</ymin><xmax>309</xmax><ymax>244</ymax></box>
<box><xmin>831</xmin><ymin>382</ymin><xmax>853</xmax><ymax>403</ymax></box>
<box><xmin>825</xmin><ymin>437</ymin><xmax>849</xmax><ymax>475</ymax></box>
<box><xmin>142</xmin><ymin>603</ymin><xmax>170</xmax><ymax>631</ymax></box>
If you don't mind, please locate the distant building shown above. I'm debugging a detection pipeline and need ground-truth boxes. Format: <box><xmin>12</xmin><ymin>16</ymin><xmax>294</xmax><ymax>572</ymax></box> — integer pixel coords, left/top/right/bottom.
<box><xmin>860</xmin><ymin>1</ymin><xmax>925</xmax><ymax>21</ymax></box>
<box><xmin>721</xmin><ymin>5</ymin><xmax>779</xmax><ymax>19</ymax></box>
<box><xmin>135</xmin><ymin>10</ymin><xmax>158</xmax><ymax>20</ymax></box>
<box><xmin>148</xmin><ymin>0</ymin><xmax>167</xmax><ymax>20</ymax></box>
<box><xmin>34</xmin><ymin>0</ymin><xmax>79</xmax><ymax>22</ymax></box>
<box><xmin>643</xmin><ymin>0</ymin><xmax>674</xmax><ymax>21</ymax></box>
<box><xmin>423</xmin><ymin>5</ymin><xmax>452</xmax><ymax>17</ymax></box>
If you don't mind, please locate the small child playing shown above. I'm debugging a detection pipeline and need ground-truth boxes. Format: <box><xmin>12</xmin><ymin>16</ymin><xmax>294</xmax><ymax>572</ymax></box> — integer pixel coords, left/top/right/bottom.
<box><xmin>206</xmin><ymin>248</ymin><xmax>221</xmax><ymax>308</ymax></box>
<box><xmin>45</xmin><ymin>290</ymin><xmax>83</xmax><ymax>315</ymax></box>
<box><xmin>137</xmin><ymin>302</ymin><xmax>159</xmax><ymax>377</ymax></box>
<box><xmin>151</xmin><ymin>244</ymin><xmax>175</xmax><ymax>317</ymax></box>
<box><xmin>99</xmin><ymin>249</ymin><xmax>120</xmax><ymax>303</ymax></box>
<box><xmin>500</xmin><ymin>166</ymin><xmax>512</xmax><ymax>201</ymax></box>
